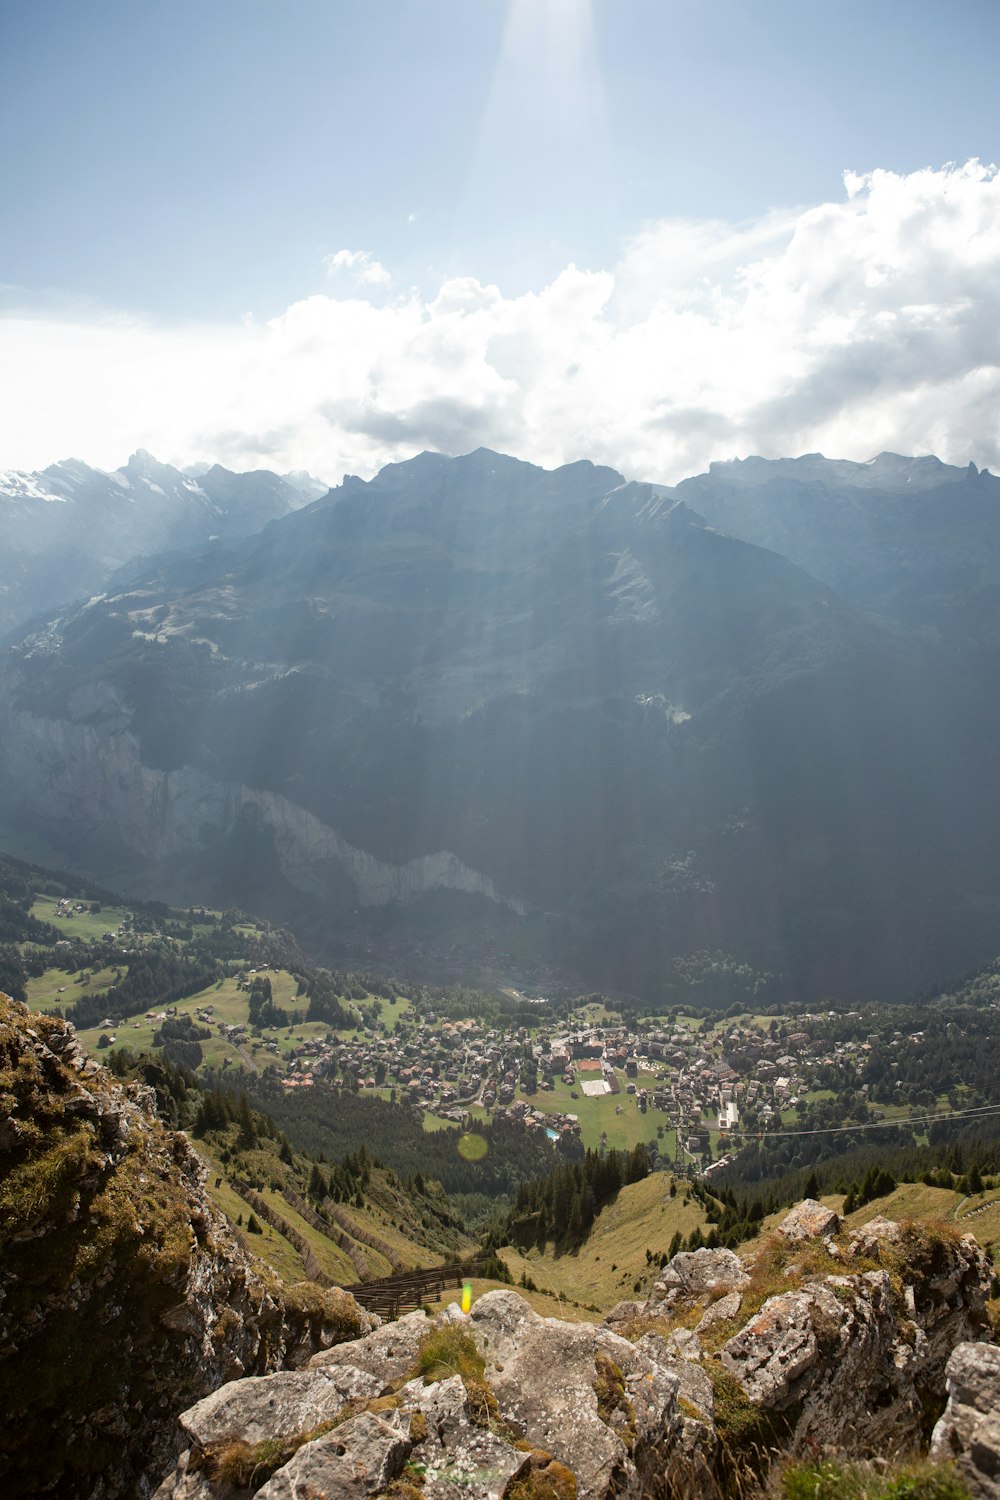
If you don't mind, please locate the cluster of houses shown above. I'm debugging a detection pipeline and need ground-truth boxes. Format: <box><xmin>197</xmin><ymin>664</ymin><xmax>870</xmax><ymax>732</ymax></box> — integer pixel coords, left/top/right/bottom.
<box><xmin>226</xmin><ymin>1007</ymin><xmax>804</xmax><ymax>1163</ymax></box>
<box><xmin>236</xmin><ymin>1002</ymin><xmax>892</xmax><ymax>1170</ymax></box>
<box><xmin>81</xmin><ymin>936</ymin><xmax>891</xmax><ymax>1169</ymax></box>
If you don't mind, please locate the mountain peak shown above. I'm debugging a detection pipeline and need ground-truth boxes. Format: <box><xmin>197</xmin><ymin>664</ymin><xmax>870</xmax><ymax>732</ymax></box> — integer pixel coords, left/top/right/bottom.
<box><xmin>124</xmin><ymin>448</ymin><xmax>171</xmax><ymax>477</ymax></box>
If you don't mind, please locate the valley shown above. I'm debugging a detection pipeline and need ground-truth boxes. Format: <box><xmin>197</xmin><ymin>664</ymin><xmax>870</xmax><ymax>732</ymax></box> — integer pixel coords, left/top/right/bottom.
<box><xmin>4</xmin><ymin>849</ymin><xmax>1000</xmax><ymax>1251</ymax></box>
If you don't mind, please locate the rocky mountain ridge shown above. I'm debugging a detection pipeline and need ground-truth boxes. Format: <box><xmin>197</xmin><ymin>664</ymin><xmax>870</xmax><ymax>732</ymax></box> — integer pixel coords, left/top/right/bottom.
<box><xmin>0</xmin><ymin>449</ymin><xmax>321</xmax><ymax>639</ymax></box>
<box><xmin>672</xmin><ymin>451</ymin><xmax>1000</xmax><ymax>648</ymax></box>
<box><xmin>153</xmin><ymin>1200</ymin><xmax>1000</xmax><ymax>1500</ymax></box>
<box><xmin>4</xmin><ymin>447</ymin><xmax>1000</xmax><ymax>998</ymax></box>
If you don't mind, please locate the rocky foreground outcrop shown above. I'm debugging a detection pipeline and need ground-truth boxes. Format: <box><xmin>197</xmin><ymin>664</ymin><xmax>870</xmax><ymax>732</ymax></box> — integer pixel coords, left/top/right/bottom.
<box><xmin>155</xmin><ymin>1200</ymin><xmax>999</xmax><ymax>1500</ymax></box>
<box><xmin>932</xmin><ymin>1342</ymin><xmax>1000</xmax><ymax>1498</ymax></box>
<box><xmin>0</xmin><ymin>997</ymin><xmax>373</xmax><ymax>1499</ymax></box>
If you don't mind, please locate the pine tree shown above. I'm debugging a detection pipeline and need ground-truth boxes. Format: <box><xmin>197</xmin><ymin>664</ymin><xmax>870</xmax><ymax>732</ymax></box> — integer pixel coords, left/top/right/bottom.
<box><xmin>235</xmin><ymin>1092</ymin><xmax>257</xmax><ymax>1150</ymax></box>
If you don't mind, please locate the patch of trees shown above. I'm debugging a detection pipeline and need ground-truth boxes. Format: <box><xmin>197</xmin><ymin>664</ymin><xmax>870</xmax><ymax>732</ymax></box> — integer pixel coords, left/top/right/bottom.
<box><xmin>301</xmin><ymin>970</ymin><xmax>354</xmax><ymax>1028</ymax></box>
<box><xmin>153</xmin><ymin>1013</ymin><xmax>211</xmax><ymax>1071</ymax></box>
<box><xmin>66</xmin><ymin>950</ymin><xmax>223</xmax><ymax>1028</ymax></box>
<box><xmin>218</xmin><ymin>1075</ymin><xmax>556</xmax><ymax>1198</ymax></box>
<box><xmin>246</xmin><ymin>974</ymin><xmax>299</xmax><ymax>1030</ymax></box>
<box><xmin>501</xmin><ymin>1143</ymin><xmax>651</xmax><ymax>1253</ymax></box>
<box><xmin>715</xmin><ymin>1123</ymin><xmax>1000</xmax><ymax>1211</ymax></box>
<box><xmin>0</xmin><ymin>944</ymin><xmax>28</xmax><ymax>1003</ymax></box>
<box><xmin>189</xmin><ymin>912</ymin><xmax>303</xmax><ymax>971</ymax></box>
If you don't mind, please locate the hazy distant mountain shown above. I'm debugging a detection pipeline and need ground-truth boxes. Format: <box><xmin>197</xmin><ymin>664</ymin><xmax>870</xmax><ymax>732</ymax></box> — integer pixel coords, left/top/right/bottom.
<box><xmin>0</xmin><ymin>450</ymin><xmax>322</xmax><ymax>637</ymax></box>
<box><xmin>671</xmin><ymin>452</ymin><xmax>1000</xmax><ymax>648</ymax></box>
<box><xmin>3</xmin><ymin>446</ymin><xmax>1000</xmax><ymax>1002</ymax></box>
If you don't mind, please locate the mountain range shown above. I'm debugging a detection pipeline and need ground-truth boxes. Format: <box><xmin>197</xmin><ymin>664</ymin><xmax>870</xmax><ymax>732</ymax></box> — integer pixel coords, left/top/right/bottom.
<box><xmin>0</xmin><ymin>449</ymin><xmax>324</xmax><ymax>639</ymax></box>
<box><xmin>2</xmin><ymin>446</ymin><xmax>1000</xmax><ymax>1002</ymax></box>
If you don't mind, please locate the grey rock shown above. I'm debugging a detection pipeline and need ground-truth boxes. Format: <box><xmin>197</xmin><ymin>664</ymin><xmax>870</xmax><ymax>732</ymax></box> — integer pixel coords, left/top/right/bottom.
<box><xmin>847</xmin><ymin>1216</ymin><xmax>907</xmax><ymax>1258</ymax></box>
<box><xmin>665</xmin><ymin>1328</ymin><xmax>704</xmax><ymax>1362</ymax></box>
<box><xmin>605</xmin><ymin>1299</ymin><xmax>643</xmax><ymax>1327</ymax></box>
<box><xmin>308</xmin><ymin>1307</ymin><xmax>430</xmax><ymax>1387</ymax></box>
<box><xmin>634</xmin><ymin>1332</ymin><xmax>714</xmax><ymax>1421</ymax></box>
<box><xmin>721</xmin><ymin>1284</ymin><xmax>831</xmax><ymax>1407</ymax></box>
<box><xmin>696</xmin><ymin>1290</ymin><xmax>743</xmax><ymax>1332</ymax></box>
<box><xmin>653</xmin><ymin>1248</ymin><xmax>750</xmax><ymax>1308</ymax></box>
<box><xmin>775</xmin><ymin>1200</ymin><xmax>841</xmax><ymax>1241</ymax></box>
<box><xmin>931</xmin><ymin>1342</ymin><xmax>1000</xmax><ymax>1498</ymax></box>
<box><xmin>256</xmin><ymin>1411</ymin><xmax>411</xmax><ymax>1500</ymax></box>
<box><xmin>401</xmin><ymin>1373</ymin><xmax>529</xmax><ymax>1500</ymax></box>
<box><xmin>179</xmin><ymin>1367</ymin><xmax>381</xmax><ymax>1449</ymax></box>
<box><xmin>469</xmin><ymin>1289</ymin><xmax>680</xmax><ymax>1500</ymax></box>
<box><xmin>151</xmin><ymin>1453</ymin><xmax>218</xmax><ymax>1500</ymax></box>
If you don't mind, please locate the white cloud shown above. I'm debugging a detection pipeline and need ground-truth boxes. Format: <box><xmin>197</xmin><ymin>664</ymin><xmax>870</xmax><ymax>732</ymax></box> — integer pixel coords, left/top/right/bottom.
<box><xmin>324</xmin><ymin>248</ymin><xmax>393</xmax><ymax>287</ymax></box>
<box><xmin>3</xmin><ymin>162</ymin><xmax>1000</xmax><ymax>484</ymax></box>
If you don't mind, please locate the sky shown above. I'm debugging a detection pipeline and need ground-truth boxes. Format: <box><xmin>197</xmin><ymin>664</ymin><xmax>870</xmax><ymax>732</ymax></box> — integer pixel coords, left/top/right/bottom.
<box><xmin>2</xmin><ymin>0</ymin><xmax>1000</xmax><ymax>484</ymax></box>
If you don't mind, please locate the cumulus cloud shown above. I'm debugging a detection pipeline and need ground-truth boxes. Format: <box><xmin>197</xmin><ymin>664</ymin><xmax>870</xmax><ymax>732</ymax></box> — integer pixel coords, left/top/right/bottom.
<box><xmin>2</xmin><ymin>162</ymin><xmax>1000</xmax><ymax>484</ymax></box>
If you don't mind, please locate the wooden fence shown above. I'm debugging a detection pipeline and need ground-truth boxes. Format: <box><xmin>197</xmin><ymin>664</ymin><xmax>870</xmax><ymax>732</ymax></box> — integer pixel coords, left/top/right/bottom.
<box><xmin>343</xmin><ymin>1257</ymin><xmax>495</xmax><ymax>1319</ymax></box>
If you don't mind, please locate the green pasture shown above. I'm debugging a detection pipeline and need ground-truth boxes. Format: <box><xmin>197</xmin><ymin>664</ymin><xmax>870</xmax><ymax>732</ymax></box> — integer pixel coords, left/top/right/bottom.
<box><xmin>30</xmin><ymin>892</ymin><xmax>130</xmax><ymax>942</ymax></box>
<box><xmin>511</xmin><ymin>1069</ymin><xmax>676</xmax><ymax>1154</ymax></box>
<box><xmin>26</xmin><ymin>964</ymin><xmax>121</xmax><ymax>1011</ymax></box>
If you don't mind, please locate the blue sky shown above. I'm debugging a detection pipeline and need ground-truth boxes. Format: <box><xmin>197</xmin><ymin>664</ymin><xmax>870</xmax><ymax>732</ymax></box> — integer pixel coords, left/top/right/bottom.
<box><xmin>2</xmin><ymin>1</ymin><xmax>1000</xmax><ymax>480</ymax></box>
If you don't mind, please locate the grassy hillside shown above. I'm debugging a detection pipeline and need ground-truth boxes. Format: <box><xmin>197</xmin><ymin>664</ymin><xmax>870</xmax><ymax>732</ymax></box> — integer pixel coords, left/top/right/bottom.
<box><xmin>189</xmin><ymin>1102</ymin><xmax>473</xmax><ymax>1290</ymax></box>
<box><xmin>499</xmin><ymin>1172</ymin><xmax>712</xmax><ymax>1311</ymax></box>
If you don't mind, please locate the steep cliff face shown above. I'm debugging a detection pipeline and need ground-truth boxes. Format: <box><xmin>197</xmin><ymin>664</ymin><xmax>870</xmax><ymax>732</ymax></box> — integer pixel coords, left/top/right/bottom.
<box><xmin>152</xmin><ymin>1202</ymin><xmax>997</xmax><ymax>1500</ymax></box>
<box><xmin>0</xmin><ymin>698</ymin><xmax>523</xmax><ymax>913</ymax></box>
<box><xmin>0</xmin><ymin>997</ymin><xmax>372</xmax><ymax>1500</ymax></box>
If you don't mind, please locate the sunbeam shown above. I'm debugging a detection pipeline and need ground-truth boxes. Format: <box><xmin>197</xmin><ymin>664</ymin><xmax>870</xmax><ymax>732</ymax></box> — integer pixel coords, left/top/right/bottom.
<box><xmin>458</xmin><ymin>0</ymin><xmax>612</xmax><ymax>273</ymax></box>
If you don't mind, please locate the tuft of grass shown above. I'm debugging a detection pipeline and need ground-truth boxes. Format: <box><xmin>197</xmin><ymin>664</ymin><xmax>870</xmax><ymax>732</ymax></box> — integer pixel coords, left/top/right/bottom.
<box><xmin>417</xmin><ymin>1325</ymin><xmax>487</xmax><ymax>1385</ymax></box>
<box><xmin>281</xmin><ymin>1280</ymin><xmax>370</xmax><ymax>1343</ymax></box>
<box><xmin>414</xmin><ymin>1326</ymin><xmax>509</xmax><ymax>1436</ymax></box>
<box><xmin>210</xmin><ymin>1436</ymin><xmax>291</xmax><ymax>1489</ymax></box>
<box><xmin>507</xmin><ymin>1455</ymin><xmax>578</xmax><ymax>1500</ymax></box>
<box><xmin>198</xmin><ymin>1416</ymin><xmax>349</xmax><ymax>1492</ymax></box>
<box><xmin>593</xmin><ymin>1353</ymin><xmax>637</xmax><ymax>1447</ymax></box>
<box><xmin>778</xmin><ymin>1459</ymin><xmax>971</xmax><ymax>1500</ymax></box>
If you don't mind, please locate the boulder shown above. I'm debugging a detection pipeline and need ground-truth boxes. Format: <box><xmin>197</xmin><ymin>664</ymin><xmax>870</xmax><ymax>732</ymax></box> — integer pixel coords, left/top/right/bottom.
<box><xmin>308</xmin><ymin>1307</ymin><xmax>431</xmax><ymax>1386</ymax></box>
<box><xmin>634</xmin><ymin>1332</ymin><xmax>714</xmax><ymax>1421</ymax></box>
<box><xmin>178</xmin><ymin>1366</ymin><xmax>381</xmax><ymax>1449</ymax></box>
<box><xmin>720</xmin><ymin>1271</ymin><xmax>923</xmax><ymax>1452</ymax></box>
<box><xmin>775</xmin><ymin>1200</ymin><xmax>841</xmax><ymax>1241</ymax></box>
<box><xmin>654</xmin><ymin>1248</ymin><xmax>749</xmax><ymax>1305</ymax></box>
<box><xmin>399</xmin><ymin>1373</ymin><xmax>530</xmax><ymax>1500</ymax></box>
<box><xmin>931</xmin><ymin>1342</ymin><xmax>1000</xmax><ymax>1498</ymax></box>
<box><xmin>696</xmin><ymin>1290</ymin><xmax>743</xmax><ymax>1333</ymax></box>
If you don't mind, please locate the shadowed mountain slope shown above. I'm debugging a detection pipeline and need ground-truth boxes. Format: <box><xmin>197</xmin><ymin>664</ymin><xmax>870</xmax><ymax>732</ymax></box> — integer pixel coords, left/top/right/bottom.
<box><xmin>2</xmin><ymin>447</ymin><xmax>999</xmax><ymax>1001</ymax></box>
<box><xmin>673</xmin><ymin>451</ymin><xmax>1000</xmax><ymax>649</ymax></box>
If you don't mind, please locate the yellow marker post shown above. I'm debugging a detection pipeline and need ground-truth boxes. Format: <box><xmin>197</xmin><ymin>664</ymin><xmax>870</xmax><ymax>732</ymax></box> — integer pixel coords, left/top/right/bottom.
<box><xmin>461</xmin><ymin>1280</ymin><xmax>473</xmax><ymax>1314</ymax></box>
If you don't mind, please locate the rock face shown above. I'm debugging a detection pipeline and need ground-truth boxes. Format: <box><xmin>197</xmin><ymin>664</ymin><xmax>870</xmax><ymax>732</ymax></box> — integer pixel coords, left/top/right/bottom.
<box><xmin>932</xmin><ymin>1342</ymin><xmax>1000</xmax><ymax>1497</ymax></box>
<box><xmin>0</xmin><ymin>996</ymin><xmax>372</xmax><ymax>1499</ymax></box>
<box><xmin>607</xmin><ymin>1245</ymin><xmax>749</xmax><ymax>1325</ymax></box>
<box><xmin>774</xmin><ymin>1198</ymin><xmax>841</xmax><ymax>1242</ymax></box>
<box><xmin>611</xmin><ymin>1205</ymin><xmax>994</xmax><ymax>1476</ymax></box>
<box><xmin>151</xmin><ymin>1204</ymin><xmax>997</xmax><ymax>1500</ymax></box>
<box><xmin>157</xmin><ymin>1290</ymin><xmax>683</xmax><ymax>1500</ymax></box>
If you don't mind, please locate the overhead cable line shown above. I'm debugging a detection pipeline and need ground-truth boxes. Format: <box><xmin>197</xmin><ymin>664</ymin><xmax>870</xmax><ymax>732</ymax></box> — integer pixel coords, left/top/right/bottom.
<box><xmin>723</xmin><ymin>1100</ymin><xmax>1000</xmax><ymax>1142</ymax></box>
